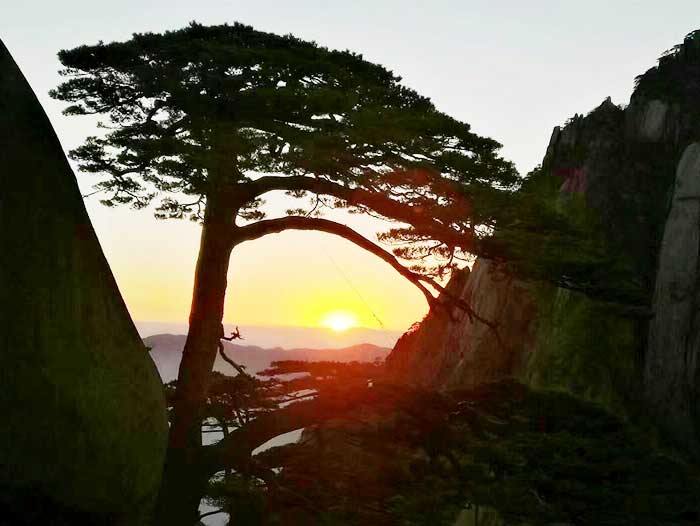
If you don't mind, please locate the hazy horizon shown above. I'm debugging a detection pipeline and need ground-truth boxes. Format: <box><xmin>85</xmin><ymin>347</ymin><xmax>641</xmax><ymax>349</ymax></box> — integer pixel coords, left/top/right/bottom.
<box><xmin>136</xmin><ymin>320</ymin><xmax>403</xmax><ymax>349</ymax></box>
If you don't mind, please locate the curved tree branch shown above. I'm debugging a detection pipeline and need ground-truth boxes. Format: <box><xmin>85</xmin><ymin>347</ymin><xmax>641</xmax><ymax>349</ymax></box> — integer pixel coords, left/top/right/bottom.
<box><xmin>236</xmin><ymin>215</ymin><xmax>504</xmax><ymax>345</ymax></box>
<box><xmin>217</xmin><ymin>341</ymin><xmax>249</xmax><ymax>377</ymax></box>
<box><xmin>198</xmin><ymin>509</ymin><xmax>226</xmax><ymax>520</ymax></box>
<box><xmin>415</xmin><ymin>275</ymin><xmax>490</xmax><ymax>328</ymax></box>
<box><xmin>237</xmin><ymin>176</ymin><xmax>474</xmax><ymax>250</ymax></box>
<box><xmin>202</xmin><ymin>387</ymin><xmax>384</xmax><ymax>476</ymax></box>
<box><xmin>415</xmin><ymin>272</ymin><xmax>507</xmax><ymax>350</ymax></box>
<box><xmin>236</xmin><ymin>216</ymin><xmax>439</xmax><ymax>308</ymax></box>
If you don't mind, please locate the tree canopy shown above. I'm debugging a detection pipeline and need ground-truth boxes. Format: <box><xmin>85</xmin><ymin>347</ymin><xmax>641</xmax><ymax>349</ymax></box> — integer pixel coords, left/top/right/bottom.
<box><xmin>51</xmin><ymin>22</ymin><xmax>517</xmax><ymax>281</ymax></box>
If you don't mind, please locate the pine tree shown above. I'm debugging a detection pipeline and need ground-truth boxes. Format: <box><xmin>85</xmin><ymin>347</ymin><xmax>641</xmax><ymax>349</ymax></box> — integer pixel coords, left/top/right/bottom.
<box><xmin>51</xmin><ymin>22</ymin><xmax>517</xmax><ymax>522</ymax></box>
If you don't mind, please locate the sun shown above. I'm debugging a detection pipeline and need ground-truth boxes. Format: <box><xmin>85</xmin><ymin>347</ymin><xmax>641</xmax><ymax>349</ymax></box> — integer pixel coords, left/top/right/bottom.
<box><xmin>320</xmin><ymin>311</ymin><xmax>359</xmax><ymax>332</ymax></box>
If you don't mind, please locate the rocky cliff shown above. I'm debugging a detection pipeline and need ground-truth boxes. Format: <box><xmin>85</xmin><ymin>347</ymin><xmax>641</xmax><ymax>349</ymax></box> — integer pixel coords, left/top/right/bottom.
<box><xmin>386</xmin><ymin>30</ymin><xmax>700</xmax><ymax>456</ymax></box>
<box><xmin>0</xmin><ymin>40</ymin><xmax>168</xmax><ymax>523</ymax></box>
<box><xmin>385</xmin><ymin>260</ymin><xmax>537</xmax><ymax>390</ymax></box>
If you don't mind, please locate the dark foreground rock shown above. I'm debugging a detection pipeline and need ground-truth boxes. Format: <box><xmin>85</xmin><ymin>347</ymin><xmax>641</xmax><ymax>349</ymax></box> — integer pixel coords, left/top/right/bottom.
<box><xmin>0</xmin><ymin>40</ymin><xmax>167</xmax><ymax>523</ymax></box>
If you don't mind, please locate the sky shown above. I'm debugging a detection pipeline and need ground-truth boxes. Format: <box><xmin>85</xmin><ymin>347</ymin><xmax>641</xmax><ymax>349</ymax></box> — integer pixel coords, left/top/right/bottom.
<box><xmin>3</xmin><ymin>1</ymin><xmax>699</xmax><ymax>335</ymax></box>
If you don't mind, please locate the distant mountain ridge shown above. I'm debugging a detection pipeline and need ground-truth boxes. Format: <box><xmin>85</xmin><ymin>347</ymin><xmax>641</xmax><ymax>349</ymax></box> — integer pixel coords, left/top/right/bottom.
<box><xmin>137</xmin><ymin>322</ymin><xmax>402</xmax><ymax>350</ymax></box>
<box><xmin>145</xmin><ymin>333</ymin><xmax>391</xmax><ymax>382</ymax></box>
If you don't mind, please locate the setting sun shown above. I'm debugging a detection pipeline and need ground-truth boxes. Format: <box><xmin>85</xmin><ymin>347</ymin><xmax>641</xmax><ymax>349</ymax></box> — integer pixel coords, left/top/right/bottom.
<box><xmin>319</xmin><ymin>311</ymin><xmax>359</xmax><ymax>332</ymax></box>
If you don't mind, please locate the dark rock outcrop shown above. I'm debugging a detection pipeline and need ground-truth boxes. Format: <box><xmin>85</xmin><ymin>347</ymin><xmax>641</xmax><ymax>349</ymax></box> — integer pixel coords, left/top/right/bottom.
<box><xmin>0</xmin><ymin>40</ymin><xmax>167</xmax><ymax>523</ymax></box>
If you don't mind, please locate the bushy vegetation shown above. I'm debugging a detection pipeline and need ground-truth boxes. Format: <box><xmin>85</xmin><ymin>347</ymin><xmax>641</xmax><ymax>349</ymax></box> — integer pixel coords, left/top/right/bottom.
<box><xmin>634</xmin><ymin>29</ymin><xmax>700</xmax><ymax>102</ymax></box>
<box><xmin>257</xmin><ymin>381</ymin><xmax>700</xmax><ymax>525</ymax></box>
<box><xmin>192</xmin><ymin>368</ymin><xmax>699</xmax><ymax>525</ymax></box>
<box><xmin>523</xmin><ymin>287</ymin><xmax>641</xmax><ymax>417</ymax></box>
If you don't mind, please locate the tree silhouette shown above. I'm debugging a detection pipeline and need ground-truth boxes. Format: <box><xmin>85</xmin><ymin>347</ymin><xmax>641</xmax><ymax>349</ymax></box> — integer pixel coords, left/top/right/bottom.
<box><xmin>166</xmin><ymin>357</ymin><xmax>384</xmax><ymax>525</ymax></box>
<box><xmin>51</xmin><ymin>22</ymin><xmax>517</xmax><ymax>523</ymax></box>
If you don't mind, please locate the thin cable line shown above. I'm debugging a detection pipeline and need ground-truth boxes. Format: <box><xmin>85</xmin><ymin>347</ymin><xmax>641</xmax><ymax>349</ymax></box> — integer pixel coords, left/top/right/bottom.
<box><xmin>322</xmin><ymin>248</ymin><xmax>386</xmax><ymax>330</ymax></box>
<box><xmin>320</xmin><ymin>243</ymin><xmax>399</xmax><ymax>351</ymax></box>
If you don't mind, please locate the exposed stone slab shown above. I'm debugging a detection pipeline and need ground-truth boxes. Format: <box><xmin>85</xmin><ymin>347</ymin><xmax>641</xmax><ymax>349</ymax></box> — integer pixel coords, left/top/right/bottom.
<box><xmin>640</xmin><ymin>99</ymin><xmax>669</xmax><ymax>141</ymax></box>
<box><xmin>646</xmin><ymin>142</ymin><xmax>700</xmax><ymax>453</ymax></box>
<box><xmin>546</xmin><ymin>126</ymin><xmax>561</xmax><ymax>157</ymax></box>
<box><xmin>627</xmin><ymin>98</ymin><xmax>670</xmax><ymax>142</ymax></box>
<box><xmin>385</xmin><ymin>260</ymin><xmax>537</xmax><ymax>390</ymax></box>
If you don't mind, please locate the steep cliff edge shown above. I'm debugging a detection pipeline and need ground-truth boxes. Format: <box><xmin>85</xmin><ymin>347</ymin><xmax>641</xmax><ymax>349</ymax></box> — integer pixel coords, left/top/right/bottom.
<box><xmin>0</xmin><ymin>40</ymin><xmax>168</xmax><ymax>523</ymax></box>
<box><xmin>646</xmin><ymin>143</ymin><xmax>700</xmax><ymax>454</ymax></box>
<box><xmin>385</xmin><ymin>260</ymin><xmax>537</xmax><ymax>390</ymax></box>
<box><xmin>386</xmin><ymin>30</ymin><xmax>700</xmax><ymax>456</ymax></box>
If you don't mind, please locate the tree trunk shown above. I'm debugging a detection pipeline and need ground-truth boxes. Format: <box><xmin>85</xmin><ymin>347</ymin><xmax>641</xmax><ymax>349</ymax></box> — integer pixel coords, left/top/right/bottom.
<box><xmin>155</xmin><ymin>191</ymin><xmax>238</xmax><ymax>525</ymax></box>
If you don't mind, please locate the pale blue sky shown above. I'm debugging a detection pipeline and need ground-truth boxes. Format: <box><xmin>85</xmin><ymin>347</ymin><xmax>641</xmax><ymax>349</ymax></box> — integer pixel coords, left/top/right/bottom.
<box><xmin>3</xmin><ymin>1</ymin><xmax>699</xmax><ymax>332</ymax></box>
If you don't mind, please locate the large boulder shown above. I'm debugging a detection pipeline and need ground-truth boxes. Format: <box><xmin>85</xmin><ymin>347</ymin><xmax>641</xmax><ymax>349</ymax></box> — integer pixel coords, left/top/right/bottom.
<box><xmin>0</xmin><ymin>40</ymin><xmax>167</xmax><ymax>523</ymax></box>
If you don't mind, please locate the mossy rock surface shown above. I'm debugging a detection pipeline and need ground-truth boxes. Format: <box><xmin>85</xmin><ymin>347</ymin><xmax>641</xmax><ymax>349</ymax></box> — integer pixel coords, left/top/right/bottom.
<box><xmin>523</xmin><ymin>287</ymin><xmax>641</xmax><ymax>417</ymax></box>
<box><xmin>0</xmin><ymin>40</ymin><xmax>167</xmax><ymax>522</ymax></box>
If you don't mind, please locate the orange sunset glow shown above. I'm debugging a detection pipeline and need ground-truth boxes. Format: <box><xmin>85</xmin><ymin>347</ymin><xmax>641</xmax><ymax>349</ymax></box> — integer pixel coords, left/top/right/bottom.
<box><xmin>90</xmin><ymin>204</ymin><xmax>429</xmax><ymax>333</ymax></box>
<box><xmin>319</xmin><ymin>310</ymin><xmax>359</xmax><ymax>332</ymax></box>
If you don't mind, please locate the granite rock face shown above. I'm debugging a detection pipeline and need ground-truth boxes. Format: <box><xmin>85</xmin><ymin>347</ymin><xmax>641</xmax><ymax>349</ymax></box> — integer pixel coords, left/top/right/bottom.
<box><xmin>629</xmin><ymin>99</ymin><xmax>670</xmax><ymax>142</ymax></box>
<box><xmin>646</xmin><ymin>143</ymin><xmax>700</xmax><ymax>452</ymax></box>
<box><xmin>0</xmin><ymin>40</ymin><xmax>167</xmax><ymax>523</ymax></box>
<box><xmin>386</xmin><ymin>31</ymin><xmax>700</xmax><ymax>455</ymax></box>
<box><xmin>534</xmin><ymin>88</ymin><xmax>700</xmax><ymax>452</ymax></box>
<box><xmin>385</xmin><ymin>260</ymin><xmax>537</xmax><ymax>390</ymax></box>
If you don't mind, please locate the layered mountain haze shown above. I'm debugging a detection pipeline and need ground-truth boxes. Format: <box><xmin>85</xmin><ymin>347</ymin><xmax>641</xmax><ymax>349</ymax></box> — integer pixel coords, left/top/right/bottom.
<box><xmin>145</xmin><ymin>333</ymin><xmax>391</xmax><ymax>382</ymax></box>
<box><xmin>137</xmin><ymin>321</ymin><xmax>401</xmax><ymax>349</ymax></box>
